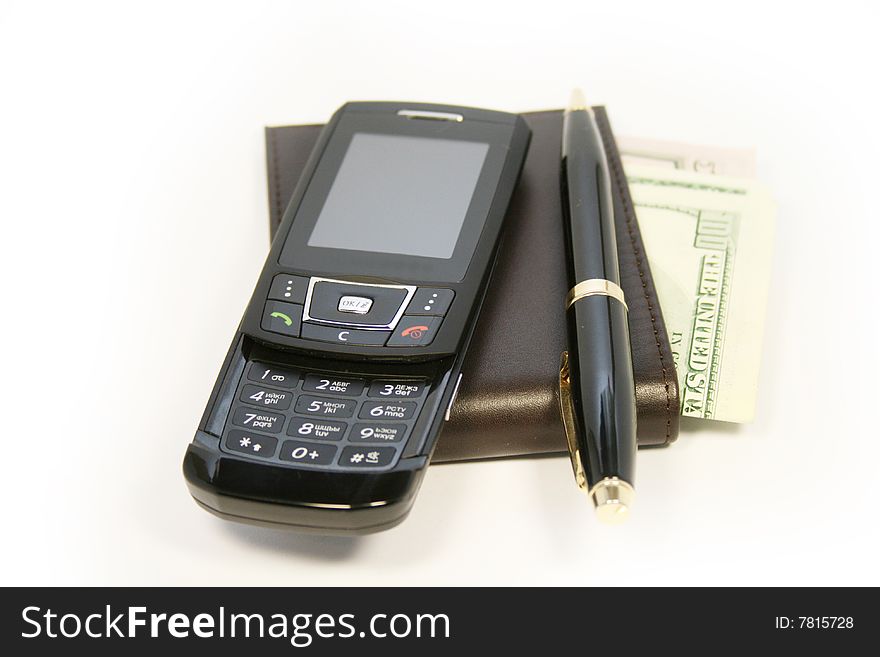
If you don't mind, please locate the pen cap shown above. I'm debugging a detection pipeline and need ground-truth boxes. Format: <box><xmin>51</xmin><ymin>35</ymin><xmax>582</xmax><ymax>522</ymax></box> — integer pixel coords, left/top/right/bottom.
<box><xmin>561</xmin><ymin>107</ymin><xmax>621</xmax><ymax>286</ymax></box>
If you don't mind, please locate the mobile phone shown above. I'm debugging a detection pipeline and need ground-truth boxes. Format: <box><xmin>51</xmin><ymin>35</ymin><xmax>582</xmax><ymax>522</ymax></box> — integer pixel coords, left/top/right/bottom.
<box><xmin>183</xmin><ymin>101</ymin><xmax>530</xmax><ymax>533</ymax></box>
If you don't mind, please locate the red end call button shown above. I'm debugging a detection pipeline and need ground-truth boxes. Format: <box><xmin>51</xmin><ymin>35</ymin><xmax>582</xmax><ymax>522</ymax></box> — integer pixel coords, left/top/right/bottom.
<box><xmin>386</xmin><ymin>316</ymin><xmax>442</xmax><ymax>347</ymax></box>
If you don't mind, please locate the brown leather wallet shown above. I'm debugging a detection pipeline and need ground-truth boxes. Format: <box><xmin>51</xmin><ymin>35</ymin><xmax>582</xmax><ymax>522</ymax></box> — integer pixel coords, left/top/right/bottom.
<box><xmin>265</xmin><ymin>107</ymin><xmax>680</xmax><ymax>462</ymax></box>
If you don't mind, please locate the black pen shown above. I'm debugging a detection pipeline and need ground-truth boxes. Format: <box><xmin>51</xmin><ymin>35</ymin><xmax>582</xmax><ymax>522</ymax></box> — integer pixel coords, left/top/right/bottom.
<box><xmin>558</xmin><ymin>90</ymin><xmax>637</xmax><ymax>523</ymax></box>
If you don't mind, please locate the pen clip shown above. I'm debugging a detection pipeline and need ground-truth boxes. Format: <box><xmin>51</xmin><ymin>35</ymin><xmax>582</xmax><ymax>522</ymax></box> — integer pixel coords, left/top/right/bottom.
<box><xmin>559</xmin><ymin>351</ymin><xmax>588</xmax><ymax>491</ymax></box>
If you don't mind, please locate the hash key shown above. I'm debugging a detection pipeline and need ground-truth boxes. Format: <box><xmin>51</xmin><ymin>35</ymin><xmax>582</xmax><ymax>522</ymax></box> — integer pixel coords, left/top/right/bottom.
<box><xmin>340</xmin><ymin>446</ymin><xmax>397</xmax><ymax>468</ymax></box>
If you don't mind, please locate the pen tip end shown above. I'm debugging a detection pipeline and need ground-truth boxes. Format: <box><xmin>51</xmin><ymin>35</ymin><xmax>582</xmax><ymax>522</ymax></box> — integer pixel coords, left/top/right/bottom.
<box><xmin>589</xmin><ymin>478</ymin><xmax>634</xmax><ymax>525</ymax></box>
<box><xmin>595</xmin><ymin>500</ymin><xmax>631</xmax><ymax>525</ymax></box>
<box><xmin>568</xmin><ymin>88</ymin><xmax>588</xmax><ymax>111</ymax></box>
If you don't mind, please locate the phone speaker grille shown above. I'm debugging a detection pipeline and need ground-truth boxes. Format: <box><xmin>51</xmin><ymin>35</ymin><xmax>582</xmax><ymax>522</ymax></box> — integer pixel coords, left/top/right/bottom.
<box><xmin>397</xmin><ymin>109</ymin><xmax>464</xmax><ymax>122</ymax></box>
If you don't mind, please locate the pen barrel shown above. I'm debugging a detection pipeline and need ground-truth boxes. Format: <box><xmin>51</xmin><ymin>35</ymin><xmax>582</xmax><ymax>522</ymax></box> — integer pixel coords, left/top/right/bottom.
<box><xmin>561</xmin><ymin>106</ymin><xmax>637</xmax><ymax>492</ymax></box>
<box><xmin>566</xmin><ymin>296</ymin><xmax>637</xmax><ymax>488</ymax></box>
<box><xmin>561</xmin><ymin>109</ymin><xmax>620</xmax><ymax>285</ymax></box>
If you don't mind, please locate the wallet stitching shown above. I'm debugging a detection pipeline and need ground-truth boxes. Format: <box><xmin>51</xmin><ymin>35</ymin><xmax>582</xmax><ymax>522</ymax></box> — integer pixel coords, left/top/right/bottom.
<box><xmin>597</xmin><ymin>113</ymin><xmax>674</xmax><ymax>442</ymax></box>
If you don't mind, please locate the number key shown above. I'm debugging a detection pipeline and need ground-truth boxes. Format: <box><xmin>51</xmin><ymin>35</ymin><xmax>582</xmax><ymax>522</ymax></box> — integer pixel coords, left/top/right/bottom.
<box><xmin>239</xmin><ymin>384</ymin><xmax>293</xmax><ymax>410</ymax></box>
<box><xmin>287</xmin><ymin>417</ymin><xmax>348</xmax><ymax>441</ymax></box>
<box><xmin>247</xmin><ymin>362</ymin><xmax>300</xmax><ymax>389</ymax></box>
<box><xmin>232</xmin><ymin>407</ymin><xmax>284</xmax><ymax>433</ymax></box>
<box><xmin>279</xmin><ymin>440</ymin><xmax>336</xmax><ymax>465</ymax></box>
<box><xmin>294</xmin><ymin>394</ymin><xmax>356</xmax><ymax>418</ymax></box>
<box><xmin>302</xmin><ymin>373</ymin><xmax>364</xmax><ymax>396</ymax></box>
<box><xmin>351</xmin><ymin>423</ymin><xmax>408</xmax><ymax>443</ymax></box>
<box><xmin>359</xmin><ymin>401</ymin><xmax>417</xmax><ymax>420</ymax></box>
<box><xmin>368</xmin><ymin>380</ymin><xmax>426</xmax><ymax>399</ymax></box>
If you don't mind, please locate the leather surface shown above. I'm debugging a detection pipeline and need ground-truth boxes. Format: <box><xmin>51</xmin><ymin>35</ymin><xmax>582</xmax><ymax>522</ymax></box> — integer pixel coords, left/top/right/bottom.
<box><xmin>265</xmin><ymin>108</ymin><xmax>679</xmax><ymax>462</ymax></box>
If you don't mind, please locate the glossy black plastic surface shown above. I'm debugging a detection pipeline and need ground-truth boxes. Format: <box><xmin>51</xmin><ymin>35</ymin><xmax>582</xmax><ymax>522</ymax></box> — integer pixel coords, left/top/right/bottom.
<box><xmin>240</xmin><ymin>102</ymin><xmax>532</xmax><ymax>359</ymax></box>
<box><xmin>561</xmin><ymin>108</ymin><xmax>636</xmax><ymax>488</ymax></box>
<box><xmin>565</xmin><ymin>298</ymin><xmax>636</xmax><ymax>486</ymax></box>
<box><xmin>184</xmin><ymin>437</ymin><xmax>426</xmax><ymax>534</ymax></box>
<box><xmin>185</xmin><ymin>334</ymin><xmax>456</xmax><ymax>533</ymax></box>
<box><xmin>185</xmin><ymin>102</ymin><xmax>531</xmax><ymax>532</ymax></box>
<box><xmin>561</xmin><ymin>108</ymin><xmax>620</xmax><ymax>285</ymax></box>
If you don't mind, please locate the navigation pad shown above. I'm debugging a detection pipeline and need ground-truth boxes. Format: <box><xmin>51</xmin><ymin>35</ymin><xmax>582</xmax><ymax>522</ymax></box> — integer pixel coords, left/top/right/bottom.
<box><xmin>306</xmin><ymin>280</ymin><xmax>408</xmax><ymax>326</ymax></box>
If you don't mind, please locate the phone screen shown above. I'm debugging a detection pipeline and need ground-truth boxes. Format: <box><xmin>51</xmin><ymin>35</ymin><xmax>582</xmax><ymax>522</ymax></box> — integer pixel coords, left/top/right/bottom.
<box><xmin>306</xmin><ymin>132</ymin><xmax>489</xmax><ymax>259</ymax></box>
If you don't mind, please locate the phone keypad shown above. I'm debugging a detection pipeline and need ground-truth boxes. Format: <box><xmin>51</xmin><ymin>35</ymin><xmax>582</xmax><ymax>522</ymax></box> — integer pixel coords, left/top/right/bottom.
<box><xmin>219</xmin><ymin>361</ymin><xmax>431</xmax><ymax>470</ymax></box>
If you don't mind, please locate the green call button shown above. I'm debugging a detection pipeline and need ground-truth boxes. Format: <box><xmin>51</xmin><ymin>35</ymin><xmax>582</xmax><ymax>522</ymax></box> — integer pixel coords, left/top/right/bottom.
<box><xmin>261</xmin><ymin>300</ymin><xmax>302</xmax><ymax>337</ymax></box>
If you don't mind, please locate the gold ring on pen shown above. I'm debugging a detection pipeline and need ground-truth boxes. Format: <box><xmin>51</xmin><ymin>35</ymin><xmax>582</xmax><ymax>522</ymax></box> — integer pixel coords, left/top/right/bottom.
<box><xmin>565</xmin><ymin>279</ymin><xmax>628</xmax><ymax>311</ymax></box>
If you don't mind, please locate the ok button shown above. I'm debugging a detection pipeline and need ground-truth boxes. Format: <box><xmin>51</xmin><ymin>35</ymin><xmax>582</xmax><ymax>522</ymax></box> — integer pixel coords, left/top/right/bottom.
<box><xmin>301</xmin><ymin>323</ymin><xmax>390</xmax><ymax>345</ymax></box>
<box><xmin>338</xmin><ymin>295</ymin><xmax>373</xmax><ymax>314</ymax></box>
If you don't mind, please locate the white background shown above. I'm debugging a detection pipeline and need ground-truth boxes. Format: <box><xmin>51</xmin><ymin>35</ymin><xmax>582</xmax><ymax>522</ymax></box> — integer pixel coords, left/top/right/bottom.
<box><xmin>2</xmin><ymin>0</ymin><xmax>878</xmax><ymax>586</ymax></box>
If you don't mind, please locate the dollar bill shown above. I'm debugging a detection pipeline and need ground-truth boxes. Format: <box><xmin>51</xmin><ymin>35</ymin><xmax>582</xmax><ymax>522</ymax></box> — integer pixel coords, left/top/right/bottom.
<box><xmin>618</xmin><ymin>136</ymin><xmax>757</xmax><ymax>178</ymax></box>
<box><xmin>623</xmin><ymin>162</ymin><xmax>775</xmax><ymax>423</ymax></box>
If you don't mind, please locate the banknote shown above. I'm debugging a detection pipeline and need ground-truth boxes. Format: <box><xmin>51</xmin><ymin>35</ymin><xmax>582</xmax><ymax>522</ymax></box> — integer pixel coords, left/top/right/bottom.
<box><xmin>623</xmin><ymin>163</ymin><xmax>775</xmax><ymax>423</ymax></box>
<box><xmin>618</xmin><ymin>136</ymin><xmax>757</xmax><ymax>178</ymax></box>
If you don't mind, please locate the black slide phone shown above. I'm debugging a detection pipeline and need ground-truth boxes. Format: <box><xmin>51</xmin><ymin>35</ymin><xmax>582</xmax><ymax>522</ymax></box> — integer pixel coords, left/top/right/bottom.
<box><xmin>183</xmin><ymin>102</ymin><xmax>530</xmax><ymax>533</ymax></box>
